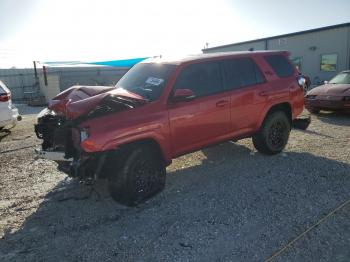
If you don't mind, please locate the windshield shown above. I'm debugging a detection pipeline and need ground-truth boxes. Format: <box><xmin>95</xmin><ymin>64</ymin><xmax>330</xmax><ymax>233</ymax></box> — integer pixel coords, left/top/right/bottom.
<box><xmin>329</xmin><ymin>72</ymin><xmax>350</xmax><ymax>84</ymax></box>
<box><xmin>115</xmin><ymin>63</ymin><xmax>176</xmax><ymax>101</ymax></box>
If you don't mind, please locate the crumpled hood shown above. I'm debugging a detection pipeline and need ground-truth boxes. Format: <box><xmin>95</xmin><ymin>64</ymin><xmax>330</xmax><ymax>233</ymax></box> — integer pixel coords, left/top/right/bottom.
<box><xmin>308</xmin><ymin>83</ymin><xmax>350</xmax><ymax>96</ymax></box>
<box><xmin>48</xmin><ymin>85</ymin><xmax>146</xmax><ymax>119</ymax></box>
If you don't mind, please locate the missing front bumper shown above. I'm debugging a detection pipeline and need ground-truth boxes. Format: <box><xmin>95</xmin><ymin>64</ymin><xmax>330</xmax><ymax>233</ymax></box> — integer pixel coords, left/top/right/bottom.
<box><xmin>34</xmin><ymin>148</ymin><xmax>109</xmax><ymax>181</ymax></box>
<box><xmin>35</xmin><ymin>148</ymin><xmax>73</xmax><ymax>162</ymax></box>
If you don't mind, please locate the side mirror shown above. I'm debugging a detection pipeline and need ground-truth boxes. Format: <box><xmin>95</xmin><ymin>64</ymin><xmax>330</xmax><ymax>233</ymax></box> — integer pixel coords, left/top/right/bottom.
<box><xmin>172</xmin><ymin>89</ymin><xmax>195</xmax><ymax>102</ymax></box>
<box><xmin>324</xmin><ymin>80</ymin><xmax>329</xmax><ymax>84</ymax></box>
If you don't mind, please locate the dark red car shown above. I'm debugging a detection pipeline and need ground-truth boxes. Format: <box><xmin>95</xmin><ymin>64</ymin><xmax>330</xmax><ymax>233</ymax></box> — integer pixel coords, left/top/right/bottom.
<box><xmin>305</xmin><ymin>70</ymin><xmax>350</xmax><ymax>114</ymax></box>
<box><xmin>35</xmin><ymin>51</ymin><xmax>305</xmax><ymax>205</ymax></box>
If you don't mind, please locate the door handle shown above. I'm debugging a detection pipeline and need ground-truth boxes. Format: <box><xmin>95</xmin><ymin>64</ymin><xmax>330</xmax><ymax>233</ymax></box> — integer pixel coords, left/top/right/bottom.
<box><xmin>216</xmin><ymin>100</ymin><xmax>229</xmax><ymax>107</ymax></box>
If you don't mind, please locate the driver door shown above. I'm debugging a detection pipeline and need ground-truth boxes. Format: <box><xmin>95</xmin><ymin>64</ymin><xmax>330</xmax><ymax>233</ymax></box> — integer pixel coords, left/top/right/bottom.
<box><xmin>168</xmin><ymin>61</ymin><xmax>231</xmax><ymax>156</ymax></box>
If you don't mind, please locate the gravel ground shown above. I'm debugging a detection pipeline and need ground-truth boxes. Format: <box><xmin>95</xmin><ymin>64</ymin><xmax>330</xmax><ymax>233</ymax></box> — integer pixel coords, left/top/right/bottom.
<box><xmin>0</xmin><ymin>106</ymin><xmax>349</xmax><ymax>262</ymax></box>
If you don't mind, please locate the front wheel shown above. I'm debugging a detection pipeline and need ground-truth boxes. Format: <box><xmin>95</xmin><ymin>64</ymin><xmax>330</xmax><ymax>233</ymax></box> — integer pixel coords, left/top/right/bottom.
<box><xmin>252</xmin><ymin>111</ymin><xmax>291</xmax><ymax>155</ymax></box>
<box><xmin>108</xmin><ymin>146</ymin><xmax>166</xmax><ymax>206</ymax></box>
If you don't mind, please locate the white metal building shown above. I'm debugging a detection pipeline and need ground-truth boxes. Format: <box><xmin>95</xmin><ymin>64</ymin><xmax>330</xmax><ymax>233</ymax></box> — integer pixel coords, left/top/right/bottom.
<box><xmin>203</xmin><ymin>23</ymin><xmax>350</xmax><ymax>85</ymax></box>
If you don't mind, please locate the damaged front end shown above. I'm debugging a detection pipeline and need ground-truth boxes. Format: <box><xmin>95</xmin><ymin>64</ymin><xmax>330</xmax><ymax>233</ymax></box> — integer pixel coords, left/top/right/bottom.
<box><xmin>35</xmin><ymin>87</ymin><xmax>146</xmax><ymax>182</ymax></box>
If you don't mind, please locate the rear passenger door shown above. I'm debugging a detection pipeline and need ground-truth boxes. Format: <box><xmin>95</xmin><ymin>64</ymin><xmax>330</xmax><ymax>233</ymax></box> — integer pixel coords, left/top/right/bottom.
<box><xmin>221</xmin><ymin>57</ymin><xmax>269</xmax><ymax>134</ymax></box>
<box><xmin>168</xmin><ymin>61</ymin><xmax>231</xmax><ymax>156</ymax></box>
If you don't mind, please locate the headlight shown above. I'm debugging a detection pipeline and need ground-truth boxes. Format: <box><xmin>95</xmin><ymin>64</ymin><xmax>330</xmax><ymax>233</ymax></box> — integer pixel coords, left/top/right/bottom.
<box><xmin>306</xmin><ymin>95</ymin><xmax>317</xmax><ymax>99</ymax></box>
<box><xmin>343</xmin><ymin>96</ymin><xmax>350</xmax><ymax>101</ymax></box>
<box><xmin>37</xmin><ymin>108</ymin><xmax>55</xmax><ymax>119</ymax></box>
<box><xmin>80</xmin><ymin>128</ymin><xmax>89</xmax><ymax>142</ymax></box>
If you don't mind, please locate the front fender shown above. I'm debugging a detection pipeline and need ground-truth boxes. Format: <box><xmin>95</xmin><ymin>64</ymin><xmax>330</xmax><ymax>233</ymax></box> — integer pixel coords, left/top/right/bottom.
<box><xmin>80</xmin><ymin>124</ymin><xmax>172</xmax><ymax>164</ymax></box>
<box><xmin>104</xmin><ymin>131</ymin><xmax>171</xmax><ymax>163</ymax></box>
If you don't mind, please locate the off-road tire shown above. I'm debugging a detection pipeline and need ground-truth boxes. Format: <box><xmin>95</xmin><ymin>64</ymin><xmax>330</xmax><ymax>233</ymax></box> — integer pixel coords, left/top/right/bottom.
<box><xmin>252</xmin><ymin>111</ymin><xmax>291</xmax><ymax>155</ymax></box>
<box><xmin>108</xmin><ymin>146</ymin><xmax>166</xmax><ymax>206</ymax></box>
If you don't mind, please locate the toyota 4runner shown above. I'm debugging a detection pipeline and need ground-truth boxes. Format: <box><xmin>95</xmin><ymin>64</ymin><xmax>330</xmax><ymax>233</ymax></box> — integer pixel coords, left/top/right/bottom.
<box><xmin>35</xmin><ymin>51</ymin><xmax>306</xmax><ymax>206</ymax></box>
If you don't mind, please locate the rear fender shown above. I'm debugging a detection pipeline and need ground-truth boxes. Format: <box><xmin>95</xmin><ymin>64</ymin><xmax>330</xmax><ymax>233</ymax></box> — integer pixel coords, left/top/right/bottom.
<box><xmin>256</xmin><ymin>102</ymin><xmax>292</xmax><ymax>130</ymax></box>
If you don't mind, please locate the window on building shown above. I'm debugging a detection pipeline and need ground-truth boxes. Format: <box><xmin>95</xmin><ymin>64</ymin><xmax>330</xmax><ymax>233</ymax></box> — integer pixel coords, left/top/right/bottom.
<box><xmin>264</xmin><ymin>55</ymin><xmax>294</xmax><ymax>78</ymax></box>
<box><xmin>174</xmin><ymin>61</ymin><xmax>223</xmax><ymax>97</ymax></box>
<box><xmin>320</xmin><ymin>54</ymin><xmax>337</xmax><ymax>72</ymax></box>
<box><xmin>291</xmin><ymin>57</ymin><xmax>303</xmax><ymax>72</ymax></box>
<box><xmin>221</xmin><ymin>58</ymin><xmax>265</xmax><ymax>90</ymax></box>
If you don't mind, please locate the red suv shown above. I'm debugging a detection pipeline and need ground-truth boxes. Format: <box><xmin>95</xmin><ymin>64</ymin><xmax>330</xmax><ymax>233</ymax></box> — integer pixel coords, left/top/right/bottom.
<box><xmin>35</xmin><ymin>51</ymin><xmax>305</xmax><ymax>206</ymax></box>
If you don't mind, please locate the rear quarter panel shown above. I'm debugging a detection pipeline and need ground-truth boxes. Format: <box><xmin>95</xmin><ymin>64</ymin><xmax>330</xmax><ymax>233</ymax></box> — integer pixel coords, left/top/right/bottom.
<box><xmin>253</xmin><ymin>53</ymin><xmax>303</xmax><ymax>130</ymax></box>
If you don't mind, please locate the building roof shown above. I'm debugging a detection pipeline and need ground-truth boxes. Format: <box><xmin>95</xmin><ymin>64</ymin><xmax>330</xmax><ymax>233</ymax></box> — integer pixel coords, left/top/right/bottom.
<box><xmin>204</xmin><ymin>22</ymin><xmax>350</xmax><ymax>52</ymax></box>
<box><xmin>142</xmin><ymin>50</ymin><xmax>287</xmax><ymax>65</ymax></box>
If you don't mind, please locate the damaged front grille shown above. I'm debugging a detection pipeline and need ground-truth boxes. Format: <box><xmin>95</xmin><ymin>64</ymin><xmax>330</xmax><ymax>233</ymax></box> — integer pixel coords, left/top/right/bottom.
<box><xmin>34</xmin><ymin>94</ymin><xmax>146</xmax><ymax>180</ymax></box>
<box><xmin>35</xmin><ymin>113</ymin><xmax>78</xmax><ymax>159</ymax></box>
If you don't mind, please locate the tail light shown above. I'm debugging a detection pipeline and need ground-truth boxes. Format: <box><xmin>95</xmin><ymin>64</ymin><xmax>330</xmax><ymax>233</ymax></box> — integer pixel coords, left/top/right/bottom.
<box><xmin>0</xmin><ymin>93</ymin><xmax>10</xmax><ymax>102</ymax></box>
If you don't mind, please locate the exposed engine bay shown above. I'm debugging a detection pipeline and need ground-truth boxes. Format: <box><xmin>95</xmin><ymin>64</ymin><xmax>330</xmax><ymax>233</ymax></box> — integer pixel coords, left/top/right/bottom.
<box><xmin>34</xmin><ymin>85</ymin><xmax>146</xmax><ymax>182</ymax></box>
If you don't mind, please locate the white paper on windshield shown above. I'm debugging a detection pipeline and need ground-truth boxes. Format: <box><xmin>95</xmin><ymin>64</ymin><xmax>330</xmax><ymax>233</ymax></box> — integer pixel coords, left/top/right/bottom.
<box><xmin>145</xmin><ymin>77</ymin><xmax>164</xmax><ymax>86</ymax></box>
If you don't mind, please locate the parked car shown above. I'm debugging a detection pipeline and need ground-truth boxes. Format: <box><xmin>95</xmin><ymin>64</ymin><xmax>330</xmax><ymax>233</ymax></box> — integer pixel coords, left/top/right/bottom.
<box><xmin>0</xmin><ymin>80</ymin><xmax>21</xmax><ymax>130</ymax></box>
<box><xmin>305</xmin><ymin>70</ymin><xmax>350</xmax><ymax>114</ymax></box>
<box><xmin>35</xmin><ymin>51</ymin><xmax>305</xmax><ymax>206</ymax></box>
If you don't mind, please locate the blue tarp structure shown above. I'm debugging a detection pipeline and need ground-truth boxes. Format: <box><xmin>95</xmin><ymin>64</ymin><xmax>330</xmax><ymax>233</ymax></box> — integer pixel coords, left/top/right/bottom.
<box><xmin>87</xmin><ymin>57</ymin><xmax>149</xmax><ymax>67</ymax></box>
<box><xmin>41</xmin><ymin>57</ymin><xmax>149</xmax><ymax>67</ymax></box>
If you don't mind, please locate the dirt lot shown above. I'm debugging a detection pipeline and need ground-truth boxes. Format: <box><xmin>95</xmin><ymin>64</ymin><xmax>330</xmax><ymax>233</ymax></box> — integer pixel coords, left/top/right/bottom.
<box><xmin>0</xmin><ymin>105</ymin><xmax>349</xmax><ymax>262</ymax></box>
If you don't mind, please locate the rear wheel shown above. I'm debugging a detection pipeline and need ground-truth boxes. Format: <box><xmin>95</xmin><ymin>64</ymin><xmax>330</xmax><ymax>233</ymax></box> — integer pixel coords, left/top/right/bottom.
<box><xmin>252</xmin><ymin>111</ymin><xmax>291</xmax><ymax>155</ymax></box>
<box><xmin>108</xmin><ymin>146</ymin><xmax>166</xmax><ymax>206</ymax></box>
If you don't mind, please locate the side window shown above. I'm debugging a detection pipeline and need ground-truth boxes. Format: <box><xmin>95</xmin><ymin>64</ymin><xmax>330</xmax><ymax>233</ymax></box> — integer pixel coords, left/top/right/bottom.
<box><xmin>264</xmin><ymin>54</ymin><xmax>294</xmax><ymax>77</ymax></box>
<box><xmin>174</xmin><ymin>62</ymin><xmax>222</xmax><ymax>97</ymax></box>
<box><xmin>221</xmin><ymin>58</ymin><xmax>265</xmax><ymax>90</ymax></box>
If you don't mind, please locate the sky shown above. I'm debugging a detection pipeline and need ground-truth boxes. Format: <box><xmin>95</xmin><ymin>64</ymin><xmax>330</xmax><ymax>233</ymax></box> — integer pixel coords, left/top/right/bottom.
<box><xmin>0</xmin><ymin>0</ymin><xmax>349</xmax><ymax>68</ymax></box>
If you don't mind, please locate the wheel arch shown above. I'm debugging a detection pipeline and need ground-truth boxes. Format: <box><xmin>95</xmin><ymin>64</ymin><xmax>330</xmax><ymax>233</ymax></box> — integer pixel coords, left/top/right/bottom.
<box><xmin>118</xmin><ymin>138</ymin><xmax>170</xmax><ymax>166</ymax></box>
<box><xmin>258</xmin><ymin>102</ymin><xmax>292</xmax><ymax>130</ymax></box>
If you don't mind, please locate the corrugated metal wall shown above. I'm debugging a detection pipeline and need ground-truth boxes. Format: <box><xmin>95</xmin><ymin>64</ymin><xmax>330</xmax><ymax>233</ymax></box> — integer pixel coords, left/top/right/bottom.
<box><xmin>0</xmin><ymin>67</ymin><xmax>129</xmax><ymax>101</ymax></box>
<box><xmin>203</xmin><ymin>24</ymin><xmax>350</xmax><ymax>85</ymax></box>
<box><xmin>0</xmin><ymin>69</ymin><xmax>37</xmax><ymax>100</ymax></box>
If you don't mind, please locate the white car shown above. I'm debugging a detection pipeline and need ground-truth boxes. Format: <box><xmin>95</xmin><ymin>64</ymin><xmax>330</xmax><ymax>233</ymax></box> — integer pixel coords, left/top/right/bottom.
<box><xmin>0</xmin><ymin>80</ymin><xmax>21</xmax><ymax>130</ymax></box>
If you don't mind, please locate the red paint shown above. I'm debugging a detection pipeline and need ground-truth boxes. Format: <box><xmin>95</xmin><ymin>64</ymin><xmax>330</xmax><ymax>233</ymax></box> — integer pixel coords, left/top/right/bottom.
<box><xmin>305</xmin><ymin>71</ymin><xmax>350</xmax><ymax>112</ymax></box>
<box><xmin>50</xmin><ymin>51</ymin><xmax>304</xmax><ymax>164</ymax></box>
<box><xmin>48</xmin><ymin>85</ymin><xmax>144</xmax><ymax>118</ymax></box>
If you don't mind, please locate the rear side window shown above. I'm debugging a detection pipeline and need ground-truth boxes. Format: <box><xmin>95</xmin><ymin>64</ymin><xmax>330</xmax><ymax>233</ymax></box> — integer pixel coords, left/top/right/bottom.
<box><xmin>264</xmin><ymin>54</ymin><xmax>294</xmax><ymax>77</ymax></box>
<box><xmin>174</xmin><ymin>61</ymin><xmax>222</xmax><ymax>97</ymax></box>
<box><xmin>221</xmin><ymin>58</ymin><xmax>265</xmax><ymax>90</ymax></box>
